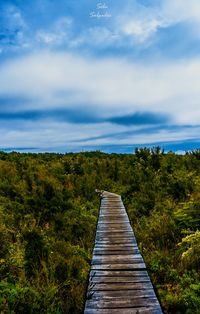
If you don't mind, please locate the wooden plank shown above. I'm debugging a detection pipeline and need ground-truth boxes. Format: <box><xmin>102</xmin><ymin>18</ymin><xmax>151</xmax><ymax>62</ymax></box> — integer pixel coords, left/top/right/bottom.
<box><xmin>97</xmin><ymin>223</ymin><xmax>132</xmax><ymax>227</ymax></box>
<box><xmin>98</xmin><ymin>216</ymin><xmax>128</xmax><ymax>220</ymax></box>
<box><xmin>96</xmin><ymin>228</ymin><xmax>132</xmax><ymax>231</ymax></box>
<box><xmin>99</xmin><ymin>208</ymin><xmax>125</xmax><ymax>210</ymax></box>
<box><xmin>96</xmin><ymin>234</ymin><xmax>134</xmax><ymax>238</ymax></box>
<box><xmin>94</xmin><ymin>246</ymin><xmax>138</xmax><ymax>250</ymax></box>
<box><xmin>93</xmin><ymin>250</ymin><xmax>139</xmax><ymax>255</ymax></box>
<box><xmin>88</xmin><ymin>282</ymin><xmax>154</xmax><ymax>291</ymax></box>
<box><xmin>92</xmin><ymin>254</ymin><xmax>143</xmax><ymax>261</ymax></box>
<box><xmin>95</xmin><ymin>240</ymin><xmax>137</xmax><ymax>245</ymax></box>
<box><xmin>94</xmin><ymin>244</ymin><xmax>138</xmax><ymax>248</ymax></box>
<box><xmin>99</xmin><ymin>211</ymin><xmax>127</xmax><ymax>213</ymax></box>
<box><xmin>85</xmin><ymin>307</ymin><xmax>162</xmax><ymax>314</ymax></box>
<box><xmin>93</xmin><ymin>248</ymin><xmax>138</xmax><ymax>252</ymax></box>
<box><xmin>95</xmin><ymin>240</ymin><xmax>136</xmax><ymax>244</ymax></box>
<box><xmin>84</xmin><ymin>191</ymin><xmax>162</xmax><ymax>314</ymax></box>
<box><xmin>87</xmin><ymin>289</ymin><xmax>156</xmax><ymax>299</ymax></box>
<box><xmin>99</xmin><ymin>216</ymin><xmax>127</xmax><ymax>218</ymax></box>
<box><xmin>96</xmin><ymin>231</ymin><xmax>133</xmax><ymax>234</ymax></box>
<box><xmin>94</xmin><ymin>248</ymin><xmax>138</xmax><ymax>251</ymax></box>
<box><xmin>98</xmin><ymin>220</ymin><xmax>130</xmax><ymax>224</ymax></box>
<box><xmin>89</xmin><ymin>276</ymin><xmax>150</xmax><ymax>283</ymax></box>
<box><xmin>85</xmin><ymin>298</ymin><xmax>159</xmax><ymax>308</ymax></box>
<box><xmin>95</xmin><ymin>239</ymin><xmax>136</xmax><ymax>243</ymax></box>
<box><xmin>99</xmin><ymin>215</ymin><xmax>127</xmax><ymax>218</ymax></box>
<box><xmin>96</xmin><ymin>225</ymin><xmax>132</xmax><ymax>229</ymax></box>
<box><xmin>95</xmin><ymin>241</ymin><xmax>137</xmax><ymax>245</ymax></box>
<box><xmin>100</xmin><ymin>209</ymin><xmax>126</xmax><ymax>210</ymax></box>
<box><xmin>93</xmin><ymin>245</ymin><xmax>137</xmax><ymax>249</ymax></box>
<box><xmin>89</xmin><ymin>270</ymin><xmax>149</xmax><ymax>277</ymax></box>
<box><xmin>97</xmin><ymin>223</ymin><xmax>131</xmax><ymax>227</ymax></box>
<box><xmin>101</xmin><ymin>203</ymin><xmax>123</xmax><ymax>205</ymax></box>
<box><xmin>101</xmin><ymin>205</ymin><xmax>124</xmax><ymax>207</ymax></box>
<box><xmin>97</xmin><ymin>223</ymin><xmax>130</xmax><ymax>226</ymax></box>
<box><xmin>93</xmin><ymin>247</ymin><xmax>138</xmax><ymax>251</ymax></box>
<box><xmin>99</xmin><ymin>213</ymin><xmax>126</xmax><ymax>215</ymax></box>
<box><xmin>92</xmin><ymin>259</ymin><xmax>144</xmax><ymax>265</ymax></box>
<box><xmin>96</xmin><ymin>229</ymin><xmax>133</xmax><ymax>232</ymax></box>
<box><xmin>96</xmin><ymin>234</ymin><xmax>135</xmax><ymax>237</ymax></box>
<box><xmin>91</xmin><ymin>263</ymin><xmax>146</xmax><ymax>270</ymax></box>
<box><xmin>98</xmin><ymin>220</ymin><xmax>129</xmax><ymax>222</ymax></box>
<box><xmin>100</xmin><ymin>206</ymin><xmax>125</xmax><ymax>208</ymax></box>
<box><xmin>96</xmin><ymin>232</ymin><xmax>134</xmax><ymax>237</ymax></box>
<box><xmin>96</xmin><ymin>229</ymin><xmax>133</xmax><ymax>233</ymax></box>
<box><xmin>95</xmin><ymin>238</ymin><xmax>136</xmax><ymax>242</ymax></box>
<box><xmin>99</xmin><ymin>209</ymin><xmax>125</xmax><ymax>211</ymax></box>
<box><xmin>100</xmin><ymin>207</ymin><xmax>125</xmax><ymax>209</ymax></box>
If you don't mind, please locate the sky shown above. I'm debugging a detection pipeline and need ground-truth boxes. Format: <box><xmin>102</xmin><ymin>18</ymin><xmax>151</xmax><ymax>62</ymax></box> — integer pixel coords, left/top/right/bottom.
<box><xmin>0</xmin><ymin>0</ymin><xmax>200</xmax><ymax>153</ymax></box>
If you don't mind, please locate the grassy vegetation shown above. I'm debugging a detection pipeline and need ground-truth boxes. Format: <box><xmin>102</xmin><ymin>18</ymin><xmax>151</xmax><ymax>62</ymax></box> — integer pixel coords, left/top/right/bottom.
<box><xmin>0</xmin><ymin>148</ymin><xmax>200</xmax><ymax>313</ymax></box>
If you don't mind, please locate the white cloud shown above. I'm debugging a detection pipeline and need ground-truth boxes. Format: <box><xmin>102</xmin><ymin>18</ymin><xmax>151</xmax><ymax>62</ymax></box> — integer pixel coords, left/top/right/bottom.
<box><xmin>121</xmin><ymin>18</ymin><xmax>164</xmax><ymax>43</ymax></box>
<box><xmin>0</xmin><ymin>120</ymin><xmax>125</xmax><ymax>149</ymax></box>
<box><xmin>118</xmin><ymin>0</ymin><xmax>200</xmax><ymax>44</ymax></box>
<box><xmin>161</xmin><ymin>0</ymin><xmax>200</xmax><ymax>23</ymax></box>
<box><xmin>0</xmin><ymin>51</ymin><xmax>200</xmax><ymax>125</ymax></box>
<box><xmin>70</xmin><ymin>27</ymin><xmax>119</xmax><ymax>48</ymax></box>
<box><xmin>2</xmin><ymin>0</ymin><xmax>200</xmax><ymax>52</ymax></box>
<box><xmin>36</xmin><ymin>17</ymin><xmax>72</xmax><ymax>46</ymax></box>
<box><xmin>0</xmin><ymin>119</ymin><xmax>200</xmax><ymax>150</ymax></box>
<box><xmin>1</xmin><ymin>1</ymin><xmax>200</xmax><ymax>150</ymax></box>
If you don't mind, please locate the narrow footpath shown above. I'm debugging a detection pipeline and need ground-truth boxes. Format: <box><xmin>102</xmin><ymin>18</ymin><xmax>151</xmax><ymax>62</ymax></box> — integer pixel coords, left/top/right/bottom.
<box><xmin>84</xmin><ymin>191</ymin><xmax>163</xmax><ymax>314</ymax></box>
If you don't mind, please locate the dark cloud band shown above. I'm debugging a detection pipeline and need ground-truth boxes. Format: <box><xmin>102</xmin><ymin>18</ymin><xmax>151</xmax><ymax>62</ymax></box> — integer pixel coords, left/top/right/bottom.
<box><xmin>0</xmin><ymin>108</ymin><xmax>170</xmax><ymax>126</ymax></box>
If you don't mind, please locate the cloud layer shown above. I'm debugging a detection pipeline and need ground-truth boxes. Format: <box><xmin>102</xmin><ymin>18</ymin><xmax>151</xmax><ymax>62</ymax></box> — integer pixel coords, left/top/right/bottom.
<box><xmin>1</xmin><ymin>0</ymin><xmax>200</xmax><ymax>56</ymax></box>
<box><xmin>0</xmin><ymin>51</ymin><xmax>200</xmax><ymax>125</ymax></box>
<box><xmin>0</xmin><ymin>0</ymin><xmax>200</xmax><ymax>152</ymax></box>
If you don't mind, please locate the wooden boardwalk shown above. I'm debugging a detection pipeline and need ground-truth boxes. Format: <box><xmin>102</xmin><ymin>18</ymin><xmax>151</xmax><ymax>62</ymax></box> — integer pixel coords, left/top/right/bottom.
<box><xmin>84</xmin><ymin>191</ymin><xmax>163</xmax><ymax>314</ymax></box>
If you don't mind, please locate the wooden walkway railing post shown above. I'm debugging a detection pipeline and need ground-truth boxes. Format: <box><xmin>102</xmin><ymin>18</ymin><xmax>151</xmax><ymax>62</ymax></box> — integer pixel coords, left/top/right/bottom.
<box><xmin>84</xmin><ymin>191</ymin><xmax>163</xmax><ymax>314</ymax></box>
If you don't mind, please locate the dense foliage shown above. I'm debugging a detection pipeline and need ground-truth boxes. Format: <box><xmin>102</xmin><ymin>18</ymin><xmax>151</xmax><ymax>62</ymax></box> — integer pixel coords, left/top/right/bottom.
<box><xmin>0</xmin><ymin>149</ymin><xmax>199</xmax><ymax>313</ymax></box>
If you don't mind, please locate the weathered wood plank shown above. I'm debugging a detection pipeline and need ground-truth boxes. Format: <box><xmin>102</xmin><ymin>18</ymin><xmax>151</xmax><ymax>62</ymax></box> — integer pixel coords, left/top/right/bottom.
<box><xmin>85</xmin><ymin>298</ymin><xmax>160</xmax><ymax>308</ymax></box>
<box><xmin>84</xmin><ymin>191</ymin><xmax>162</xmax><ymax>314</ymax></box>
<box><xmin>94</xmin><ymin>243</ymin><xmax>137</xmax><ymax>247</ymax></box>
<box><xmin>95</xmin><ymin>243</ymin><xmax>137</xmax><ymax>247</ymax></box>
<box><xmin>92</xmin><ymin>260</ymin><xmax>144</xmax><ymax>266</ymax></box>
<box><xmin>85</xmin><ymin>307</ymin><xmax>162</xmax><ymax>314</ymax></box>
<box><xmin>91</xmin><ymin>263</ymin><xmax>146</xmax><ymax>270</ymax></box>
<box><xmin>97</xmin><ymin>221</ymin><xmax>132</xmax><ymax>229</ymax></box>
<box><xmin>93</xmin><ymin>250</ymin><xmax>140</xmax><ymax>256</ymax></box>
<box><xmin>97</xmin><ymin>224</ymin><xmax>131</xmax><ymax>228</ymax></box>
<box><xmin>95</xmin><ymin>240</ymin><xmax>137</xmax><ymax>245</ymax></box>
<box><xmin>89</xmin><ymin>276</ymin><xmax>150</xmax><ymax>283</ymax></box>
<box><xmin>87</xmin><ymin>289</ymin><xmax>156</xmax><ymax>298</ymax></box>
<box><xmin>95</xmin><ymin>238</ymin><xmax>137</xmax><ymax>242</ymax></box>
<box><xmin>89</xmin><ymin>270</ymin><xmax>149</xmax><ymax>277</ymax></box>
<box><xmin>92</xmin><ymin>254</ymin><xmax>143</xmax><ymax>262</ymax></box>
<box><xmin>96</xmin><ymin>229</ymin><xmax>133</xmax><ymax>233</ymax></box>
<box><xmin>93</xmin><ymin>247</ymin><xmax>138</xmax><ymax>251</ymax></box>
<box><xmin>98</xmin><ymin>217</ymin><xmax>129</xmax><ymax>220</ymax></box>
<box><xmin>94</xmin><ymin>244</ymin><xmax>138</xmax><ymax>249</ymax></box>
<box><xmin>98</xmin><ymin>221</ymin><xmax>129</xmax><ymax>223</ymax></box>
<box><xmin>88</xmin><ymin>282</ymin><xmax>154</xmax><ymax>291</ymax></box>
<box><xmin>99</xmin><ymin>216</ymin><xmax>127</xmax><ymax>218</ymax></box>
<box><xmin>96</xmin><ymin>232</ymin><xmax>134</xmax><ymax>237</ymax></box>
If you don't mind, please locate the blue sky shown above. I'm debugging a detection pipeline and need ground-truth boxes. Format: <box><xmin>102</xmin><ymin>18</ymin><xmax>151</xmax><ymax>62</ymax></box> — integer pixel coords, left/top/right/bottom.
<box><xmin>0</xmin><ymin>0</ymin><xmax>200</xmax><ymax>153</ymax></box>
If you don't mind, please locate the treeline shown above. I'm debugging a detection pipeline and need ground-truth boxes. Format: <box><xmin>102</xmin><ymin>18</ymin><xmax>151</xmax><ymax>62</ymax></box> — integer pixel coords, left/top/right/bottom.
<box><xmin>0</xmin><ymin>148</ymin><xmax>200</xmax><ymax>313</ymax></box>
